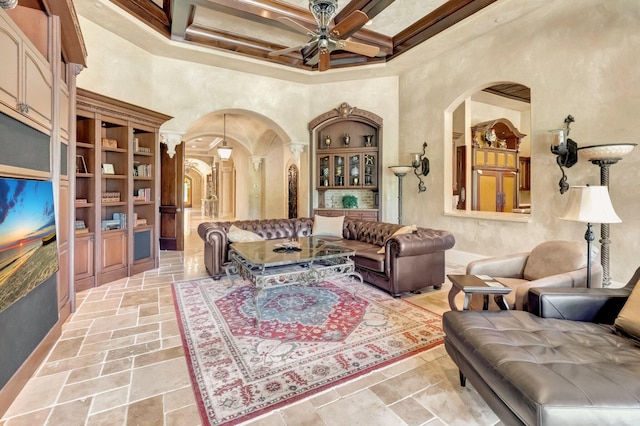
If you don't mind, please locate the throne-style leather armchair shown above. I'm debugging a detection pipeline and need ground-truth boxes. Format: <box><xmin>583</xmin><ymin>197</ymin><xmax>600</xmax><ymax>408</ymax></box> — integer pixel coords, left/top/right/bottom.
<box><xmin>466</xmin><ymin>240</ymin><xmax>602</xmax><ymax>311</ymax></box>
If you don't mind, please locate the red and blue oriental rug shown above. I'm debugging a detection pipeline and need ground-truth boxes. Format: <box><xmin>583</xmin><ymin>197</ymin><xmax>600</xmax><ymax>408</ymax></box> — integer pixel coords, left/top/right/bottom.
<box><xmin>172</xmin><ymin>276</ymin><xmax>444</xmax><ymax>425</ymax></box>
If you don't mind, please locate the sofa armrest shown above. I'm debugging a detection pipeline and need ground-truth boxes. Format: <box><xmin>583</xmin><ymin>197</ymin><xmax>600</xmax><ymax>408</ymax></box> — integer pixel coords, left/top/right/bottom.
<box><xmin>527</xmin><ymin>287</ymin><xmax>631</xmax><ymax>324</ymax></box>
<box><xmin>388</xmin><ymin>229</ymin><xmax>455</xmax><ymax>257</ymax></box>
<box><xmin>466</xmin><ymin>253</ymin><xmax>529</xmax><ymax>278</ymax></box>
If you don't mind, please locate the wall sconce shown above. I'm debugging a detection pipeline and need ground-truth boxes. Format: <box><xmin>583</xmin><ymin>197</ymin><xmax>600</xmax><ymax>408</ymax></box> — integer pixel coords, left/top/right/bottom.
<box><xmin>412</xmin><ymin>142</ymin><xmax>430</xmax><ymax>193</ymax></box>
<box><xmin>550</xmin><ymin>115</ymin><xmax>578</xmax><ymax>194</ymax></box>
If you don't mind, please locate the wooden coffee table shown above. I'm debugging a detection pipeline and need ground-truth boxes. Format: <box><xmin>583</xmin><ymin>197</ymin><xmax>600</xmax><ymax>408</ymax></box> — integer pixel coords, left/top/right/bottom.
<box><xmin>447</xmin><ymin>274</ymin><xmax>512</xmax><ymax>311</ymax></box>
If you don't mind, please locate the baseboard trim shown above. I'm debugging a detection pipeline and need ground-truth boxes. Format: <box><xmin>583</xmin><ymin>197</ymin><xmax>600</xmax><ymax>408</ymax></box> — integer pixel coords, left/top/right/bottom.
<box><xmin>447</xmin><ymin>249</ymin><xmax>487</xmax><ymax>269</ymax></box>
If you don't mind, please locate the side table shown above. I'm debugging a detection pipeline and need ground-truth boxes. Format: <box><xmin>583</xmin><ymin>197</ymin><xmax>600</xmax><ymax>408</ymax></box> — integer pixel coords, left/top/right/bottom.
<box><xmin>447</xmin><ymin>274</ymin><xmax>512</xmax><ymax>311</ymax></box>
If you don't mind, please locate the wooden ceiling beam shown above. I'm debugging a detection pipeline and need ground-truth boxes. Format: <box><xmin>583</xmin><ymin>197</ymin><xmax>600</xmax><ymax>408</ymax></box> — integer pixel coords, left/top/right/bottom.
<box><xmin>185</xmin><ymin>24</ymin><xmax>309</xmax><ymax>69</ymax></box>
<box><xmin>391</xmin><ymin>0</ymin><xmax>497</xmax><ymax>57</ymax></box>
<box><xmin>109</xmin><ymin>0</ymin><xmax>171</xmax><ymax>37</ymax></box>
<box><xmin>335</xmin><ymin>0</ymin><xmax>395</xmax><ymax>24</ymax></box>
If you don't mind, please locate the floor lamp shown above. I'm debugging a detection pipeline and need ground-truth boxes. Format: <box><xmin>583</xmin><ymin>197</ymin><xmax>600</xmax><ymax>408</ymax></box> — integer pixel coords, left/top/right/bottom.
<box><xmin>559</xmin><ymin>185</ymin><xmax>621</xmax><ymax>288</ymax></box>
<box><xmin>389</xmin><ymin>166</ymin><xmax>413</xmax><ymax>224</ymax></box>
<box><xmin>577</xmin><ymin>143</ymin><xmax>636</xmax><ymax>286</ymax></box>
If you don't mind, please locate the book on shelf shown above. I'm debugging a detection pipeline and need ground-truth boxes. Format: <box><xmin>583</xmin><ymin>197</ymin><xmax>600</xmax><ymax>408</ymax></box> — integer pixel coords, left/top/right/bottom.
<box><xmin>75</xmin><ymin>199</ymin><xmax>87</xmax><ymax>204</ymax></box>
<box><xmin>101</xmin><ymin>192</ymin><xmax>121</xmax><ymax>202</ymax></box>
<box><xmin>75</xmin><ymin>220</ymin><xmax>86</xmax><ymax>229</ymax></box>
<box><xmin>135</xmin><ymin>188</ymin><xmax>152</xmax><ymax>201</ymax></box>
<box><xmin>75</xmin><ymin>228</ymin><xmax>89</xmax><ymax>235</ymax></box>
<box><xmin>133</xmin><ymin>163</ymin><xmax>152</xmax><ymax>177</ymax></box>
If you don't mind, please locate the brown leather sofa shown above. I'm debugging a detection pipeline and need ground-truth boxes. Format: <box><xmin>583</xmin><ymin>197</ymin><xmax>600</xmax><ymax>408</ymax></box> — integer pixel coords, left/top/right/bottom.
<box><xmin>443</xmin><ymin>268</ymin><xmax>640</xmax><ymax>426</ymax></box>
<box><xmin>197</xmin><ymin>217</ymin><xmax>455</xmax><ymax>296</ymax></box>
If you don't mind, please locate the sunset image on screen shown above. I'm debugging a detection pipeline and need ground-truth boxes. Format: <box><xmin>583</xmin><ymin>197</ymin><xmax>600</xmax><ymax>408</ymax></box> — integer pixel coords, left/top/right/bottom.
<box><xmin>0</xmin><ymin>177</ymin><xmax>58</xmax><ymax>313</ymax></box>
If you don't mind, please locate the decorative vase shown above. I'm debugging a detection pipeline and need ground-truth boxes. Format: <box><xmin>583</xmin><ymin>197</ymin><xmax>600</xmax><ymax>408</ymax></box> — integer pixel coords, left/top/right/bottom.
<box><xmin>343</xmin><ymin>133</ymin><xmax>350</xmax><ymax>146</ymax></box>
<box><xmin>363</xmin><ymin>135</ymin><xmax>373</xmax><ymax>147</ymax></box>
<box><xmin>324</xmin><ymin>136</ymin><xmax>331</xmax><ymax>147</ymax></box>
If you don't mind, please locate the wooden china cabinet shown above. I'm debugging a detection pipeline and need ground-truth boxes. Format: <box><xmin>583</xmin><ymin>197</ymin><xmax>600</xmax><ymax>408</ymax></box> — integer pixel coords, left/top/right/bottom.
<box><xmin>470</xmin><ymin>118</ymin><xmax>526</xmax><ymax>212</ymax></box>
<box><xmin>309</xmin><ymin>103</ymin><xmax>382</xmax><ymax>221</ymax></box>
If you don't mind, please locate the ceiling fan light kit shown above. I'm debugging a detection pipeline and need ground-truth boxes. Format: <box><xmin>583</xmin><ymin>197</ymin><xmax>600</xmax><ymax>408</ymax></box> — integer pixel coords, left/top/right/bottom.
<box><xmin>269</xmin><ymin>0</ymin><xmax>380</xmax><ymax>72</ymax></box>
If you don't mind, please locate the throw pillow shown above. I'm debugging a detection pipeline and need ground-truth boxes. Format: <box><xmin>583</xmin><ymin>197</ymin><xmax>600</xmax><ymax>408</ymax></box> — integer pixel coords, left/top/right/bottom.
<box><xmin>377</xmin><ymin>225</ymin><xmax>417</xmax><ymax>254</ymax></box>
<box><xmin>312</xmin><ymin>215</ymin><xmax>344</xmax><ymax>238</ymax></box>
<box><xmin>614</xmin><ymin>278</ymin><xmax>640</xmax><ymax>342</ymax></box>
<box><xmin>227</xmin><ymin>225</ymin><xmax>264</xmax><ymax>243</ymax></box>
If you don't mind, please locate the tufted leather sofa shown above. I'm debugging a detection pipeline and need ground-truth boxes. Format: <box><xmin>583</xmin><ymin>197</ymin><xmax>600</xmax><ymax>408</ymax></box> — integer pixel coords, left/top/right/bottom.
<box><xmin>443</xmin><ymin>269</ymin><xmax>640</xmax><ymax>426</ymax></box>
<box><xmin>197</xmin><ymin>217</ymin><xmax>455</xmax><ymax>296</ymax></box>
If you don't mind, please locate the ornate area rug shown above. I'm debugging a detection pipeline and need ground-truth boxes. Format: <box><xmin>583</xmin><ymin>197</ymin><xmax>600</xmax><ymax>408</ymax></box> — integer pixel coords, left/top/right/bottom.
<box><xmin>172</xmin><ymin>276</ymin><xmax>444</xmax><ymax>425</ymax></box>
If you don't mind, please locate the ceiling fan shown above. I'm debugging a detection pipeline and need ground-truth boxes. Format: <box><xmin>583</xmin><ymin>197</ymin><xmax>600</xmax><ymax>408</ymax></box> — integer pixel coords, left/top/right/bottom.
<box><xmin>269</xmin><ymin>0</ymin><xmax>380</xmax><ymax>71</ymax></box>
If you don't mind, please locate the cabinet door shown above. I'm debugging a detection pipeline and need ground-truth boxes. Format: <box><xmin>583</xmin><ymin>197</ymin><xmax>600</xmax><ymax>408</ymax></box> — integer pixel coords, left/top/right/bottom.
<box><xmin>318</xmin><ymin>155</ymin><xmax>330</xmax><ymax>188</ymax></box>
<box><xmin>476</xmin><ymin>171</ymin><xmax>498</xmax><ymax>212</ymax></box>
<box><xmin>333</xmin><ymin>154</ymin><xmax>346</xmax><ymax>187</ymax></box>
<box><xmin>74</xmin><ymin>235</ymin><xmax>95</xmax><ymax>279</ymax></box>
<box><xmin>101</xmin><ymin>231</ymin><xmax>127</xmax><ymax>271</ymax></box>
<box><xmin>348</xmin><ymin>154</ymin><xmax>361</xmax><ymax>186</ymax></box>
<box><xmin>502</xmin><ymin>172</ymin><xmax>517</xmax><ymax>212</ymax></box>
<box><xmin>363</xmin><ymin>153</ymin><xmax>377</xmax><ymax>188</ymax></box>
<box><xmin>23</xmin><ymin>47</ymin><xmax>53</xmax><ymax>129</ymax></box>
<box><xmin>0</xmin><ymin>21</ymin><xmax>20</xmax><ymax>112</ymax></box>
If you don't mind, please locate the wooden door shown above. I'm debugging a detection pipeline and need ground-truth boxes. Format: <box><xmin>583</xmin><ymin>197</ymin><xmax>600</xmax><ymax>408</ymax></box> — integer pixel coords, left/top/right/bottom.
<box><xmin>160</xmin><ymin>142</ymin><xmax>184</xmax><ymax>250</ymax></box>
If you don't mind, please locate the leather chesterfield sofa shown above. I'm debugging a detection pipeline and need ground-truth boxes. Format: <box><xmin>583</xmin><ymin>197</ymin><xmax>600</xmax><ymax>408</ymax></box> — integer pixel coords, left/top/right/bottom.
<box><xmin>197</xmin><ymin>217</ymin><xmax>455</xmax><ymax>296</ymax></box>
<box><xmin>443</xmin><ymin>269</ymin><xmax>640</xmax><ymax>426</ymax></box>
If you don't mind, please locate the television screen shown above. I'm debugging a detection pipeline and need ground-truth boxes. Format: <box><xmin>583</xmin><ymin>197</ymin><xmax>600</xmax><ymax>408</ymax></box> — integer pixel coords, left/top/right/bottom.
<box><xmin>0</xmin><ymin>177</ymin><xmax>58</xmax><ymax>313</ymax></box>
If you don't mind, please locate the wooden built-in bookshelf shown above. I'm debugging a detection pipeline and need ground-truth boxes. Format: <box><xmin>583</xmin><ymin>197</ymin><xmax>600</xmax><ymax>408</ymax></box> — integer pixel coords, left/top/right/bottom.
<box><xmin>74</xmin><ymin>89</ymin><xmax>171</xmax><ymax>289</ymax></box>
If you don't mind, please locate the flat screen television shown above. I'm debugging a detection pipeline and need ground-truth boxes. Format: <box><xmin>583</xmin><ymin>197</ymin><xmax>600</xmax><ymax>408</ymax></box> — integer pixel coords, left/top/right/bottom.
<box><xmin>0</xmin><ymin>176</ymin><xmax>58</xmax><ymax>313</ymax></box>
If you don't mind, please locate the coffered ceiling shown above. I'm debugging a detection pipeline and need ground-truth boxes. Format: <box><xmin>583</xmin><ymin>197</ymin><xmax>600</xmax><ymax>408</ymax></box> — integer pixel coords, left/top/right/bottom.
<box><xmin>109</xmin><ymin>0</ymin><xmax>497</xmax><ymax>72</ymax></box>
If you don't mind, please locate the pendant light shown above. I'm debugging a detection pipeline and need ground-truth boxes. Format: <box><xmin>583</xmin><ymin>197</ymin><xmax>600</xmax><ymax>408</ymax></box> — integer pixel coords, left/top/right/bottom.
<box><xmin>217</xmin><ymin>114</ymin><xmax>233</xmax><ymax>160</ymax></box>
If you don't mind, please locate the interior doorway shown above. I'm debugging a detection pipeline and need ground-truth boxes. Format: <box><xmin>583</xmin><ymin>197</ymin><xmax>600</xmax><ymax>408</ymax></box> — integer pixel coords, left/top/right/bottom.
<box><xmin>184</xmin><ymin>176</ymin><xmax>193</xmax><ymax>208</ymax></box>
<box><xmin>288</xmin><ymin>164</ymin><xmax>299</xmax><ymax>219</ymax></box>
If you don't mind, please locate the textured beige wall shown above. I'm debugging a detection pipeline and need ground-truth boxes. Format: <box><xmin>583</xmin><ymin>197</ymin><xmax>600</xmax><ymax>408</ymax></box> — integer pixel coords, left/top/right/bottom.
<box><xmin>395</xmin><ymin>0</ymin><xmax>640</xmax><ymax>282</ymax></box>
<box><xmin>77</xmin><ymin>0</ymin><xmax>639</xmax><ymax>282</ymax></box>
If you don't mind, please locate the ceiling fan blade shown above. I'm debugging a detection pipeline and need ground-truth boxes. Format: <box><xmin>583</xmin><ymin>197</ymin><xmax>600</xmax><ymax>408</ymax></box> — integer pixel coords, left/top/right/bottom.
<box><xmin>331</xmin><ymin>10</ymin><xmax>369</xmax><ymax>39</ymax></box>
<box><xmin>277</xmin><ymin>17</ymin><xmax>316</xmax><ymax>37</ymax></box>
<box><xmin>337</xmin><ymin>39</ymin><xmax>380</xmax><ymax>57</ymax></box>
<box><xmin>318</xmin><ymin>50</ymin><xmax>330</xmax><ymax>72</ymax></box>
<box><xmin>268</xmin><ymin>44</ymin><xmax>308</xmax><ymax>57</ymax></box>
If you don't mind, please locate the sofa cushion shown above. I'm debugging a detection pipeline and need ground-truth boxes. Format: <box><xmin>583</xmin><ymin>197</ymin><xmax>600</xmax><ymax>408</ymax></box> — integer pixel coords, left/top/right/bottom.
<box><xmin>227</xmin><ymin>225</ymin><xmax>264</xmax><ymax>243</ymax></box>
<box><xmin>614</xmin><ymin>277</ymin><xmax>640</xmax><ymax>342</ymax></box>
<box><xmin>377</xmin><ymin>224</ymin><xmax>417</xmax><ymax>254</ymax></box>
<box><xmin>312</xmin><ymin>214</ymin><xmax>345</xmax><ymax>238</ymax></box>
<box><xmin>523</xmin><ymin>240</ymin><xmax>586</xmax><ymax>281</ymax></box>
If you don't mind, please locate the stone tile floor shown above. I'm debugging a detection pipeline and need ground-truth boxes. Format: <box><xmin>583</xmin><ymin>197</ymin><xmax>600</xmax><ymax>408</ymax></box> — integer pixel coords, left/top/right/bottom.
<box><xmin>0</xmin><ymin>210</ymin><xmax>501</xmax><ymax>426</ymax></box>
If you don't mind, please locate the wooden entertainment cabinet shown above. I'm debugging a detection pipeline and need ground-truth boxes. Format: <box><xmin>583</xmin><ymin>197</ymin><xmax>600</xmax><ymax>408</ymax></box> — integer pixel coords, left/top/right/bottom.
<box><xmin>74</xmin><ymin>89</ymin><xmax>171</xmax><ymax>289</ymax></box>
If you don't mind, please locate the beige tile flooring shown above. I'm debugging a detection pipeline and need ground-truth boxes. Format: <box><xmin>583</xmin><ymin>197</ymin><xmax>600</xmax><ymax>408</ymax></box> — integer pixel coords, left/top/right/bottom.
<box><xmin>0</xmin><ymin>210</ymin><xmax>501</xmax><ymax>426</ymax></box>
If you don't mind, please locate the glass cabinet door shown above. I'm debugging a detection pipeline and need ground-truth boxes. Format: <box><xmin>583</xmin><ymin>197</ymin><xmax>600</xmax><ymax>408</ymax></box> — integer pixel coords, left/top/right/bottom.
<box><xmin>363</xmin><ymin>153</ymin><xmax>377</xmax><ymax>187</ymax></box>
<box><xmin>318</xmin><ymin>155</ymin><xmax>330</xmax><ymax>187</ymax></box>
<box><xmin>333</xmin><ymin>155</ymin><xmax>346</xmax><ymax>187</ymax></box>
<box><xmin>348</xmin><ymin>154</ymin><xmax>361</xmax><ymax>186</ymax></box>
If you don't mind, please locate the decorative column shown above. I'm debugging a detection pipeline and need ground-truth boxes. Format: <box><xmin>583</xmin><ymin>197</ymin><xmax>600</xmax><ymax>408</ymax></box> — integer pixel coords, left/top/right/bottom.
<box><xmin>578</xmin><ymin>143</ymin><xmax>636</xmax><ymax>286</ymax></box>
<box><xmin>160</xmin><ymin>131</ymin><xmax>184</xmax><ymax>158</ymax></box>
<box><xmin>286</xmin><ymin>142</ymin><xmax>306</xmax><ymax>163</ymax></box>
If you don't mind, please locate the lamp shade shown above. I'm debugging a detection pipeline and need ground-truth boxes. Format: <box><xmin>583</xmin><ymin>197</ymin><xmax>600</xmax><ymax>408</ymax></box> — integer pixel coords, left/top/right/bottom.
<box><xmin>217</xmin><ymin>145</ymin><xmax>233</xmax><ymax>160</ymax></box>
<box><xmin>559</xmin><ymin>186</ymin><xmax>621</xmax><ymax>224</ymax></box>
<box><xmin>389</xmin><ymin>166</ymin><xmax>412</xmax><ymax>175</ymax></box>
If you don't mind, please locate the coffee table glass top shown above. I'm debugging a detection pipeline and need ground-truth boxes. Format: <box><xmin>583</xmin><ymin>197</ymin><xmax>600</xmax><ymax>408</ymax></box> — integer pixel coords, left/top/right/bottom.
<box><xmin>230</xmin><ymin>236</ymin><xmax>353</xmax><ymax>268</ymax></box>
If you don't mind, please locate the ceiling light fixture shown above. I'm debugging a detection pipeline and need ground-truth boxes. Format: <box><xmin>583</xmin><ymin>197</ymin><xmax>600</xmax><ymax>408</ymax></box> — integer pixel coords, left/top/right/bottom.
<box><xmin>217</xmin><ymin>114</ymin><xmax>233</xmax><ymax>161</ymax></box>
